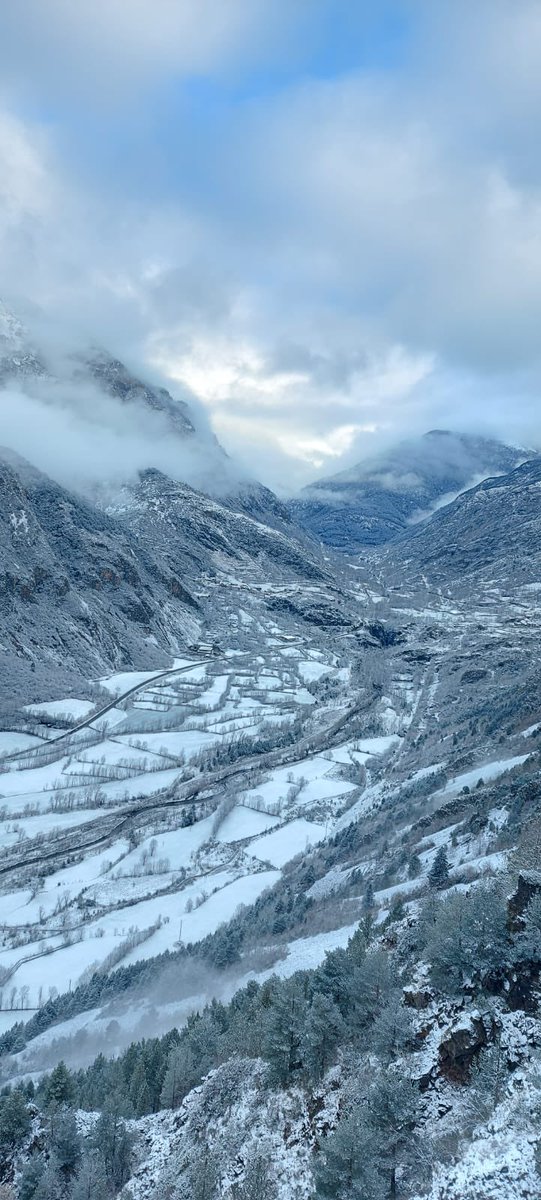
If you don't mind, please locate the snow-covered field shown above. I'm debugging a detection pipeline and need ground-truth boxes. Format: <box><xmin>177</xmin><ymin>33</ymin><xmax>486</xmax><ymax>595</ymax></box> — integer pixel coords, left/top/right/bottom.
<box><xmin>439</xmin><ymin>755</ymin><xmax>531</xmax><ymax>795</ymax></box>
<box><xmin>0</xmin><ymin>643</ymin><xmax>381</xmax><ymax>1012</ymax></box>
<box><xmin>23</xmin><ymin>699</ymin><xmax>97</xmax><ymax>722</ymax></box>
<box><xmin>249</xmin><ymin>818</ymin><xmax>324</xmax><ymax>867</ymax></box>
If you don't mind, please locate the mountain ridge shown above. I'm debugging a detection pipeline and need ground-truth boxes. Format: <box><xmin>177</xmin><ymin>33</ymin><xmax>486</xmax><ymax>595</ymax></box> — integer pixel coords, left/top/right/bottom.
<box><xmin>289</xmin><ymin>429</ymin><xmax>535</xmax><ymax>551</ymax></box>
<box><xmin>383</xmin><ymin>453</ymin><xmax>541</xmax><ymax>587</ymax></box>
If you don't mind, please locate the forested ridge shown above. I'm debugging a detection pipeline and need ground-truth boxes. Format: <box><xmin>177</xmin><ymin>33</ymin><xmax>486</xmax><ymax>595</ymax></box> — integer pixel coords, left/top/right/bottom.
<box><xmin>1</xmin><ymin>872</ymin><xmax>540</xmax><ymax>1199</ymax></box>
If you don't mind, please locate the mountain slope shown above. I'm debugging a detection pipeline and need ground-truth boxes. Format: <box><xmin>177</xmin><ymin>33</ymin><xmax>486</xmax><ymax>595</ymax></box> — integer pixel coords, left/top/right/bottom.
<box><xmin>0</xmin><ymin>300</ymin><xmax>196</xmax><ymax>440</ymax></box>
<box><xmin>385</xmin><ymin>456</ymin><xmax>541</xmax><ymax>587</ymax></box>
<box><xmin>109</xmin><ymin>470</ymin><xmax>329</xmax><ymax>586</ymax></box>
<box><xmin>0</xmin><ymin>299</ymin><xmax>291</xmax><ymax>525</ymax></box>
<box><xmin>0</xmin><ymin>451</ymin><xmax>201</xmax><ymax>708</ymax></box>
<box><xmin>0</xmin><ymin>448</ymin><xmax>332</xmax><ymax>706</ymax></box>
<box><xmin>290</xmin><ymin>430</ymin><xmax>531</xmax><ymax>551</ymax></box>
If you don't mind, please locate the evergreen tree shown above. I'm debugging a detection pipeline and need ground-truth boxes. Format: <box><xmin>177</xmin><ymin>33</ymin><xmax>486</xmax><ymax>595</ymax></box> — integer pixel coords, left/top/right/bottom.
<box><xmin>347</xmin><ymin>927</ymin><xmax>367</xmax><ymax>965</ymax></box>
<box><xmin>49</xmin><ymin>1107</ymin><xmax>81</xmax><ymax>1181</ymax></box>
<box><xmin>33</xmin><ymin>1155</ymin><xmax>63</xmax><ymax>1200</ymax></box>
<box><xmin>17</xmin><ymin>1153</ymin><xmax>45</xmax><ymax>1200</ymax></box>
<box><xmin>91</xmin><ymin>1108</ymin><xmax>133</xmax><ymax>1190</ymax></box>
<box><xmin>302</xmin><ymin>993</ymin><xmax>345</xmax><ymax>1082</ymax></box>
<box><xmin>206</xmin><ymin>928</ymin><xmax>240</xmax><ymax>969</ymax></box>
<box><xmin>372</xmin><ymin>995</ymin><xmax>413</xmax><ymax>1064</ymax></box>
<box><xmin>315</xmin><ymin>1111</ymin><xmax>384</xmax><ymax>1200</ymax></box>
<box><xmin>160</xmin><ymin>1044</ymin><xmax>200</xmax><ymax>1109</ymax></box>
<box><xmin>355</xmin><ymin>950</ymin><xmax>396</xmax><ymax>1026</ymax></box>
<box><xmin>366</xmin><ymin>1070</ymin><xmax>419</xmax><ymax>1198</ymax></box>
<box><xmin>428</xmin><ymin>846</ymin><xmax>450</xmax><ymax>890</ymax></box>
<box><xmin>387</xmin><ymin>896</ymin><xmax>406</xmax><ymax>925</ymax></box>
<box><xmin>408</xmin><ymin>854</ymin><xmax>422</xmax><ymax>880</ymax></box>
<box><xmin>142</xmin><ymin>1040</ymin><xmax>168</xmax><ymax>1111</ymax></box>
<box><xmin>0</xmin><ymin>1088</ymin><xmax>31</xmax><ymax>1151</ymax></box>
<box><xmin>42</xmin><ymin>1062</ymin><xmax>74</xmax><ymax>1109</ymax></box>
<box><xmin>426</xmin><ymin>884</ymin><xmax>509</xmax><ymax>993</ymax></box>
<box><xmin>187</xmin><ymin>1148</ymin><xmax>219</xmax><ymax>1200</ymax></box>
<box><xmin>263</xmin><ymin>978</ymin><xmax>305</xmax><ymax>1085</ymax></box>
<box><xmin>71</xmin><ymin>1150</ymin><xmax>110</xmax><ymax>1200</ymax></box>
<box><xmin>314</xmin><ymin>948</ymin><xmax>357</xmax><ymax>1017</ymax></box>
<box><xmin>184</xmin><ymin>1011</ymin><xmax>222</xmax><ymax>1082</ymax></box>
<box><xmin>129</xmin><ymin>1059</ymin><xmax>151</xmax><ymax>1116</ymax></box>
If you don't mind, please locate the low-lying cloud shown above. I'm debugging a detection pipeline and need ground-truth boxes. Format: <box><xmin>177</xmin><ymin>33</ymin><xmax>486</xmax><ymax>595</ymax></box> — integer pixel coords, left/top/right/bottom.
<box><xmin>0</xmin><ymin>369</ymin><xmax>241</xmax><ymax>498</ymax></box>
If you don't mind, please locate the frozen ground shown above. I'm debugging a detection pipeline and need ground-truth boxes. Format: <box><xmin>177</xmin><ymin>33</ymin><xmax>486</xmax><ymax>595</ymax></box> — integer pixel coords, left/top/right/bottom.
<box><xmin>23</xmin><ymin>699</ymin><xmax>97</xmax><ymax>722</ymax></box>
<box><xmin>0</xmin><ymin>640</ymin><xmax>368</xmax><ymax>1012</ymax></box>
<box><xmin>439</xmin><ymin>755</ymin><xmax>531</xmax><ymax>795</ymax></box>
<box><xmin>0</xmin><ymin>732</ymin><xmax>47</xmax><ymax>756</ymax></box>
<box><xmin>249</xmin><ymin>818</ymin><xmax>324</xmax><ymax>867</ymax></box>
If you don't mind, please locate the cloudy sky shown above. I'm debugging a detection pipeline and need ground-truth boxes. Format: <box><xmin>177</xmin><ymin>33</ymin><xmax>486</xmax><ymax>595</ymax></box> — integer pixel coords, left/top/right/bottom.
<box><xmin>1</xmin><ymin>0</ymin><xmax>541</xmax><ymax>491</ymax></box>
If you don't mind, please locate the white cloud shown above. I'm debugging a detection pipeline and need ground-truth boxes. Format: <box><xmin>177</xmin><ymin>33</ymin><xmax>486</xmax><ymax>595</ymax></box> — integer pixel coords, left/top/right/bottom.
<box><xmin>0</xmin><ymin>3</ymin><xmax>541</xmax><ymax>492</ymax></box>
<box><xmin>0</xmin><ymin>0</ymin><xmax>311</xmax><ymax>103</ymax></box>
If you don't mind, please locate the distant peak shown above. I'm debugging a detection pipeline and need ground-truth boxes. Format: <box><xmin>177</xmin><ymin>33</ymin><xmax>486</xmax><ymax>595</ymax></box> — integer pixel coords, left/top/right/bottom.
<box><xmin>0</xmin><ymin>299</ymin><xmax>27</xmax><ymax>351</ymax></box>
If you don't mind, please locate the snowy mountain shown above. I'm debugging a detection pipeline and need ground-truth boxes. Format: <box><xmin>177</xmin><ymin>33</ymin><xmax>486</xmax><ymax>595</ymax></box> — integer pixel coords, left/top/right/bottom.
<box><xmin>0</xmin><ymin>303</ymin><xmax>338</xmax><ymax>703</ymax></box>
<box><xmin>384</xmin><ymin>455</ymin><xmax>541</xmax><ymax>588</ymax></box>
<box><xmin>0</xmin><ymin>448</ymin><xmax>333</xmax><ymax>706</ymax></box>
<box><xmin>0</xmin><ymin>299</ymin><xmax>196</xmax><ymax>438</ymax></box>
<box><xmin>290</xmin><ymin>430</ymin><xmax>532</xmax><ymax>551</ymax></box>
<box><xmin>0</xmin><ymin>449</ymin><xmax>200</xmax><ymax>707</ymax></box>
<box><xmin>0</xmin><ymin>299</ymin><xmax>294</xmax><ymax>527</ymax></box>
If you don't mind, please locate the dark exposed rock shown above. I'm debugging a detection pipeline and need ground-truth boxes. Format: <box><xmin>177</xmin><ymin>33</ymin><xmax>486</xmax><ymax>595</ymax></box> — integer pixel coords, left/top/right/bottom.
<box><xmin>266</xmin><ymin>596</ymin><xmax>351</xmax><ymax>628</ymax></box>
<box><xmin>365</xmin><ymin>621</ymin><xmax>405</xmax><ymax>647</ymax></box>
<box><xmin>438</xmin><ymin>1012</ymin><xmax>498</xmax><ymax>1082</ymax></box>
<box><xmin>403</xmin><ymin>985</ymin><xmax>434</xmax><ymax>1010</ymax></box>
<box><xmin>508</xmin><ymin>870</ymin><xmax>541</xmax><ymax>931</ymax></box>
<box><xmin>401</xmin><ymin>648</ymin><xmax>432</xmax><ymax>663</ymax></box>
<box><xmin>461</xmin><ymin>668</ymin><xmax>488</xmax><ymax>683</ymax></box>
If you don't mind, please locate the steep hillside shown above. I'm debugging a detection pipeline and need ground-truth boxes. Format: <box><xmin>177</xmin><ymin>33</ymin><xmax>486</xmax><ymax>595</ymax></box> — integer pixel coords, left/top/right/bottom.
<box><xmin>109</xmin><ymin>470</ymin><xmax>328</xmax><ymax>586</ymax></box>
<box><xmin>383</xmin><ymin>455</ymin><xmax>541</xmax><ymax>588</ymax></box>
<box><xmin>0</xmin><ymin>450</ymin><xmax>334</xmax><ymax>706</ymax></box>
<box><xmin>0</xmin><ymin>299</ymin><xmax>292</xmax><ymax>527</ymax></box>
<box><xmin>0</xmin><ymin>302</ymin><xmax>337</xmax><ymax>704</ymax></box>
<box><xmin>0</xmin><ymin>301</ymin><xmax>196</xmax><ymax>442</ymax></box>
<box><xmin>290</xmin><ymin>430</ymin><xmax>530</xmax><ymax>551</ymax></box>
<box><xmin>0</xmin><ymin>451</ymin><xmax>200</xmax><ymax>707</ymax></box>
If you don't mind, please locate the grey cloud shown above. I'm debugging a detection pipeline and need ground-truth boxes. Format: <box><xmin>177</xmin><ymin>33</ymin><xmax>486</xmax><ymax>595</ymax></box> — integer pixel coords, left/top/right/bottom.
<box><xmin>147</xmin><ymin>264</ymin><xmax>234</xmax><ymax>328</ymax></box>
<box><xmin>0</xmin><ymin>0</ymin><xmax>316</xmax><ymax>106</ymax></box>
<box><xmin>1</xmin><ymin>5</ymin><xmax>541</xmax><ymax>491</ymax></box>
<box><xmin>0</xmin><ymin>375</ymin><xmax>240</xmax><ymax>498</ymax></box>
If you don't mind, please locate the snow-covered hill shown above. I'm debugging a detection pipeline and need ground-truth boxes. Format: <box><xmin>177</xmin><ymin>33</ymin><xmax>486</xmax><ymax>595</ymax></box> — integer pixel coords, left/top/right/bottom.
<box><xmin>384</xmin><ymin>454</ymin><xmax>541</xmax><ymax>588</ymax></box>
<box><xmin>290</xmin><ymin>430</ymin><xmax>532</xmax><ymax>551</ymax></box>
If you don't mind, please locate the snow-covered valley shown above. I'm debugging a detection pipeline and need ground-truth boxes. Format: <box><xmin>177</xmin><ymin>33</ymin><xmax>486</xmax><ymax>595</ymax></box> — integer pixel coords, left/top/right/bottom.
<box><xmin>1</xmin><ymin>565</ymin><xmax>540</xmax><ymax>1143</ymax></box>
<box><xmin>0</xmin><ymin>339</ymin><xmax>540</xmax><ymax>1200</ymax></box>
